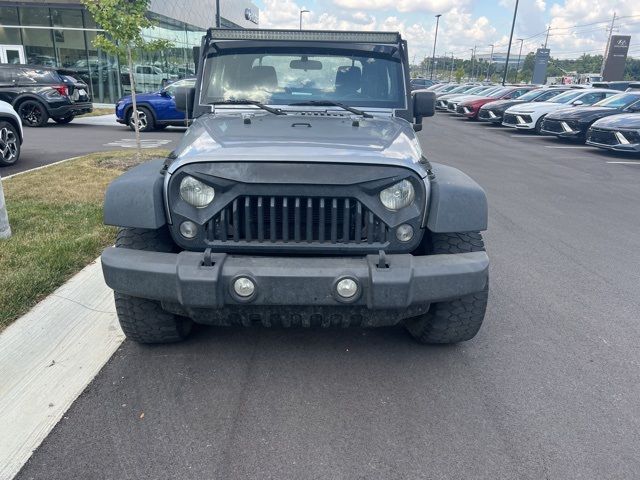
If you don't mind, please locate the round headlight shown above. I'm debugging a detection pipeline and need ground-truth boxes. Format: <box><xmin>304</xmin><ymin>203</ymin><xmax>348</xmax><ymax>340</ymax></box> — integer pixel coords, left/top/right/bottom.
<box><xmin>379</xmin><ymin>180</ymin><xmax>415</xmax><ymax>211</ymax></box>
<box><xmin>179</xmin><ymin>176</ymin><xmax>215</xmax><ymax>208</ymax></box>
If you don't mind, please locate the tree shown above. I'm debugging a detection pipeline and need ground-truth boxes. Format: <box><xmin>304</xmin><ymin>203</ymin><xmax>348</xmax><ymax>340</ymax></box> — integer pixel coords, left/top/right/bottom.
<box><xmin>0</xmin><ymin>175</ymin><xmax>10</xmax><ymax>239</ymax></box>
<box><xmin>81</xmin><ymin>0</ymin><xmax>171</xmax><ymax>158</ymax></box>
<box><xmin>455</xmin><ymin>67</ymin><xmax>465</xmax><ymax>83</ymax></box>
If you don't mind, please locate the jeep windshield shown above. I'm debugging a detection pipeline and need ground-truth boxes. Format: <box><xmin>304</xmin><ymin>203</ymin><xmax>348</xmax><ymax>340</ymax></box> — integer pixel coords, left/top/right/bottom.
<box><xmin>200</xmin><ymin>48</ymin><xmax>406</xmax><ymax>110</ymax></box>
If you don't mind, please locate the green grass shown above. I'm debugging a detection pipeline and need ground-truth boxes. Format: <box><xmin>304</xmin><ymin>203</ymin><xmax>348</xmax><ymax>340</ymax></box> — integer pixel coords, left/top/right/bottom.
<box><xmin>0</xmin><ymin>149</ymin><xmax>169</xmax><ymax>330</ymax></box>
<box><xmin>79</xmin><ymin>107</ymin><xmax>114</xmax><ymax>117</ymax></box>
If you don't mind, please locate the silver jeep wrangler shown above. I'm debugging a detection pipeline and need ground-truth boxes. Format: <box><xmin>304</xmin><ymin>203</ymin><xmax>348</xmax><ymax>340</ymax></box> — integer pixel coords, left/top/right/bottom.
<box><xmin>101</xmin><ymin>29</ymin><xmax>489</xmax><ymax>344</ymax></box>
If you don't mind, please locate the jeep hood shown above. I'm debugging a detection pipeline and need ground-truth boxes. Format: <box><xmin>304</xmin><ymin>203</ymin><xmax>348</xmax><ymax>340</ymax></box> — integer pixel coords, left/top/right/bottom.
<box><xmin>168</xmin><ymin>113</ymin><xmax>426</xmax><ymax>176</ymax></box>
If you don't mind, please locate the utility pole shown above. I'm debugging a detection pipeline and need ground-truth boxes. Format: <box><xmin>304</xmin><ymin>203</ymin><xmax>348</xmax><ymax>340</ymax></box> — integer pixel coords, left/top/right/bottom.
<box><xmin>502</xmin><ymin>0</ymin><xmax>519</xmax><ymax>85</ymax></box>
<box><xmin>544</xmin><ymin>25</ymin><xmax>550</xmax><ymax>48</ymax></box>
<box><xmin>601</xmin><ymin>12</ymin><xmax>616</xmax><ymax>76</ymax></box>
<box><xmin>514</xmin><ymin>38</ymin><xmax>524</xmax><ymax>83</ymax></box>
<box><xmin>449</xmin><ymin>52</ymin><xmax>455</xmax><ymax>82</ymax></box>
<box><xmin>430</xmin><ymin>14</ymin><xmax>442</xmax><ymax>80</ymax></box>
<box><xmin>299</xmin><ymin>9</ymin><xmax>310</xmax><ymax>30</ymax></box>
<box><xmin>486</xmin><ymin>44</ymin><xmax>495</xmax><ymax>80</ymax></box>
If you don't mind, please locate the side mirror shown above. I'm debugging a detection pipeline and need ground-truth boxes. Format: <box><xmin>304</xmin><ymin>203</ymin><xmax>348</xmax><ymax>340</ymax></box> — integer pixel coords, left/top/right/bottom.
<box><xmin>572</xmin><ymin>100</ymin><xmax>584</xmax><ymax>106</ymax></box>
<box><xmin>174</xmin><ymin>86</ymin><xmax>195</xmax><ymax>114</ymax></box>
<box><xmin>160</xmin><ymin>89</ymin><xmax>170</xmax><ymax>97</ymax></box>
<box><xmin>413</xmin><ymin>90</ymin><xmax>436</xmax><ymax>131</ymax></box>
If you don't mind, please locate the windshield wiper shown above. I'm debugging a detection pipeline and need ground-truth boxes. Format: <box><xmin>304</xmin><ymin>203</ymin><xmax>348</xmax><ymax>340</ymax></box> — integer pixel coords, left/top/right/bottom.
<box><xmin>212</xmin><ymin>99</ymin><xmax>287</xmax><ymax>115</ymax></box>
<box><xmin>288</xmin><ymin>100</ymin><xmax>373</xmax><ymax>118</ymax></box>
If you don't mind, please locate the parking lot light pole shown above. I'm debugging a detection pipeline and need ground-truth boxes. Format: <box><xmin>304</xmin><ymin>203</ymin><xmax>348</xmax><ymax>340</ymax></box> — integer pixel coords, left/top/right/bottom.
<box><xmin>514</xmin><ymin>38</ymin><xmax>524</xmax><ymax>83</ymax></box>
<box><xmin>502</xmin><ymin>0</ymin><xmax>519</xmax><ymax>85</ymax></box>
<box><xmin>486</xmin><ymin>44</ymin><xmax>495</xmax><ymax>81</ymax></box>
<box><xmin>430</xmin><ymin>14</ymin><xmax>442</xmax><ymax>80</ymax></box>
<box><xmin>299</xmin><ymin>9</ymin><xmax>310</xmax><ymax>30</ymax></box>
<box><xmin>449</xmin><ymin>52</ymin><xmax>455</xmax><ymax>82</ymax></box>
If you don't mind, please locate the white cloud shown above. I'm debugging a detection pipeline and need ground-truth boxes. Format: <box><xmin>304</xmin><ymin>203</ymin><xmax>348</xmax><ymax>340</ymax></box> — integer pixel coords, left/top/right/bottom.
<box><xmin>258</xmin><ymin>0</ymin><xmax>640</xmax><ymax>61</ymax></box>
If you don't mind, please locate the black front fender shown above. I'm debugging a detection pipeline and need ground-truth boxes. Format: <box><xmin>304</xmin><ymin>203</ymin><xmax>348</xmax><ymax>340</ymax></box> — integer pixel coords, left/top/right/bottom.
<box><xmin>427</xmin><ymin>163</ymin><xmax>488</xmax><ymax>233</ymax></box>
<box><xmin>104</xmin><ymin>159</ymin><xmax>167</xmax><ymax>229</ymax></box>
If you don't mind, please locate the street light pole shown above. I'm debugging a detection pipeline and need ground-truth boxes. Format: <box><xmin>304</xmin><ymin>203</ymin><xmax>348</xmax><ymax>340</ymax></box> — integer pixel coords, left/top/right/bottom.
<box><xmin>299</xmin><ymin>9</ymin><xmax>310</xmax><ymax>30</ymax></box>
<box><xmin>502</xmin><ymin>0</ymin><xmax>519</xmax><ymax>85</ymax></box>
<box><xmin>470</xmin><ymin>46</ymin><xmax>476</xmax><ymax>81</ymax></box>
<box><xmin>514</xmin><ymin>38</ymin><xmax>524</xmax><ymax>83</ymax></box>
<box><xmin>486</xmin><ymin>44</ymin><xmax>494</xmax><ymax>81</ymax></box>
<box><xmin>449</xmin><ymin>52</ymin><xmax>455</xmax><ymax>82</ymax></box>
<box><xmin>215</xmin><ymin>0</ymin><xmax>221</xmax><ymax>28</ymax></box>
<box><xmin>430</xmin><ymin>14</ymin><xmax>442</xmax><ymax>80</ymax></box>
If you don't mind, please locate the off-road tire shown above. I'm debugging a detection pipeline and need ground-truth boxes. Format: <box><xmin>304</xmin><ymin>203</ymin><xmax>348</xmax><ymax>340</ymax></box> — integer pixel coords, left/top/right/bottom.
<box><xmin>114</xmin><ymin>227</ymin><xmax>192</xmax><ymax>344</ymax></box>
<box><xmin>53</xmin><ymin>114</ymin><xmax>75</xmax><ymax>124</ymax></box>
<box><xmin>405</xmin><ymin>232</ymin><xmax>488</xmax><ymax>344</ymax></box>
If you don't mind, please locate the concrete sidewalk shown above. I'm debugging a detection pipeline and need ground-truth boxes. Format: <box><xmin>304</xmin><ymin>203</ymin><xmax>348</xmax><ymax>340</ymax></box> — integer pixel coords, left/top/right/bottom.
<box><xmin>0</xmin><ymin>259</ymin><xmax>123</xmax><ymax>480</ymax></box>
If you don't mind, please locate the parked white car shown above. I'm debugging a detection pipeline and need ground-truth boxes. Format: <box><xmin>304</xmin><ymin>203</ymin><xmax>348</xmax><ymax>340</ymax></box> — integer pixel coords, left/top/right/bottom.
<box><xmin>502</xmin><ymin>88</ymin><xmax>618</xmax><ymax>132</ymax></box>
<box><xmin>0</xmin><ymin>100</ymin><xmax>22</xmax><ymax>166</ymax></box>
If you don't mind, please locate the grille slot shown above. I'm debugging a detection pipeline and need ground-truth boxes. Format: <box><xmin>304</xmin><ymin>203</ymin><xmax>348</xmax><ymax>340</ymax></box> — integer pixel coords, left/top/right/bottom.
<box><xmin>588</xmin><ymin>128</ymin><xmax>619</xmax><ymax>146</ymax></box>
<box><xmin>206</xmin><ymin>196</ymin><xmax>388</xmax><ymax>245</ymax></box>
<box><xmin>543</xmin><ymin>119</ymin><xmax>564</xmax><ymax>133</ymax></box>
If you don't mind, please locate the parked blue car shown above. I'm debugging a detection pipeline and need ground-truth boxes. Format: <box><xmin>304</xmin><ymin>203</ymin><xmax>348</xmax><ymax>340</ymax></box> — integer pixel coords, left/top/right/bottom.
<box><xmin>115</xmin><ymin>78</ymin><xmax>195</xmax><ymax>131</ymax></box>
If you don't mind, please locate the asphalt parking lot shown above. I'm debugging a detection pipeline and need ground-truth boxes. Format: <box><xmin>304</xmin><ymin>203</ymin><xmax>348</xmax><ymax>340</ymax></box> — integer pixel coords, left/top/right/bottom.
<box><xmin>2</xmin><ymin>115</ymin><xmax>185</xmax><ymax>177</ymax></box>
<box><xmin>15</xmin><ymin>114</ymin><xmax>640</xmax><ymax>480</ymax></box>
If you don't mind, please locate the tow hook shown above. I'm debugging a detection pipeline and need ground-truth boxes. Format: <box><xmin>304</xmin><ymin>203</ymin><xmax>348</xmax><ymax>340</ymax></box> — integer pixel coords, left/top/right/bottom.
<box><xmin>202</xmin><ymin>248</ymin><xmax>215</xmax><ymax>267</ymax></box>
<box><xmin>377</xmin><ymin>250</ymin><xmax>389</xmax><ymax>269</ymax></box>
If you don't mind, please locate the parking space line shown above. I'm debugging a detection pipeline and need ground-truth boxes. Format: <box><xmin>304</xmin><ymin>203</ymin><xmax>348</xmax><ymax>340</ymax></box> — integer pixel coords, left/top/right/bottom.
<box><xmin>509</xmin><ymin>134</ymin><xmax>546</xmax><ymax>138</ymax></box>
<box><xmin>606</xmin><ymin>161</ymin><xmax>640</xmax><ymax>165</ymax></box>
<box><xmin>544</xmin><ymin>146</ymin><xmax>593</xmax><ymax>149</ymax></box>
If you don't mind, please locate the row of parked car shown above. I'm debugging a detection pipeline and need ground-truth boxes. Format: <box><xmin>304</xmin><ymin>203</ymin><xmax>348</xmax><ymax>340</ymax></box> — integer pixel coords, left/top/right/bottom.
<box><xmin>425</xmin><ymin>81</ymin><xmax>640</xmax><ymax>153</ymax></box>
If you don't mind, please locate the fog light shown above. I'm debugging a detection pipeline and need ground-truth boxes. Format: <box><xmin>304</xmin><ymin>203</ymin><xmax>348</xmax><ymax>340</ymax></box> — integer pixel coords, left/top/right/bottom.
<box><xmin>179</xmin><ymin>221</ymin><xmax>198</xmax><ymax>239</ymax></box>
<box><xmin>336</xmin><ymin>278</ymin><xmax>358</xmax><ymax>299</ymax></box>
<box><xmin>233</xmin><ymin>277</ymin><xmax>255</xmax><ymax>298</ymax></box>
<box><xmin>396</xmin><ymin>224</ymin><xmax>414</xmax><ymax>242</ymax></box>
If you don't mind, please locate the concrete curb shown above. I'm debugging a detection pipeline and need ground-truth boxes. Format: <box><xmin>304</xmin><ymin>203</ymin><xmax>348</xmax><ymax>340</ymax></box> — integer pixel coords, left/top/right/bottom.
<box><xmin>0</xmin><ymin>259</ymin><xmax>123</xmax><ymax>480</ymax></box>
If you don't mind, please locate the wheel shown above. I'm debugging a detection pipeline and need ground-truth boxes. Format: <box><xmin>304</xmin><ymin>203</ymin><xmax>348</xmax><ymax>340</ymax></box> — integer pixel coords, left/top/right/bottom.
<box><xmin>113</xmin><ymin>227</ymin><xmax>193</xmax><ymax>344</ymax></box>
<box><xmin>534</xmin><ymin>115</ymin><xmax>546</xmax><ymax>134</ymax></box>
<box><xmin>53</xmin><ymin>114</ymin><xmax>75</xmax><ymax>124</ymax></box>
<box><xmin>0</xmin><ymin>121</ymin><xmax>21</xmax><ymax>166</ymax></box>
<box><xmin>404</xmin><ymin>232</ymin><xmax>489</xmax><ymax>344</ymax></box>
<box><xmin>17</xmin><ymin>100</ymin><xmax>49</xmax><ymax>127</ymax></box>
<box><xmin>128</xmin><ymin>106</ymin><xmax>155</xmax><ymax>132</ymax></box>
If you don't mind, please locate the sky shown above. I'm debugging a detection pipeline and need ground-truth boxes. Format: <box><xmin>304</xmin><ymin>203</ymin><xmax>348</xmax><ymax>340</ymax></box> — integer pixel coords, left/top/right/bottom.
<box><xmin>253</xmin><ymin>0</ymin><xmax>640</xmax><ymax>61</ymax></box>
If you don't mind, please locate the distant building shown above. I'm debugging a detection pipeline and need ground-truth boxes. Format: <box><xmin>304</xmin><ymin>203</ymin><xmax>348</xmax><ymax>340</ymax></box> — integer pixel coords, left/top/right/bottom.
<box><xmin>0</xmin><ymin>0</ymin><xmax>260</xmax><ymax>103</ymax></box>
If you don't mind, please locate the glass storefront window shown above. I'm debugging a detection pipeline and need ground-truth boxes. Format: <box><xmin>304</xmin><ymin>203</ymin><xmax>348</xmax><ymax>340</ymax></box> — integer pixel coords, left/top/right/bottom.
<box><xmin>0</xmin><ymin>6</ymin><xmax>19</xmax><ymax>24</ymax></box>
<box><xmin>84</xmin><ymin>30</ymin><xmax>120</xmax><ymax>103</ymax></box>
<box><xmin>19</xmin><ymin>7</ymin><xmax>51</xmax><ymax>27</ymax></box>
<box><xmin>22</xmin><ymin>28</ymin><xmax>56</xmax><ymax>67</ymax></box>
<box><xmin>51</xmin><ymin>8</ymin><xmax>84</xmax><ymax>28</ymax></box>
<box><xmin>1</xmin><ymin>7</ymin><xmax>21</xmax><ymax>44</ymax></box>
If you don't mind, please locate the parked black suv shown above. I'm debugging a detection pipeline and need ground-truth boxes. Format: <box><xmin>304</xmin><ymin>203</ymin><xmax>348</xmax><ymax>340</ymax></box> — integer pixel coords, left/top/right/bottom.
<box><xmin>0</xmin><ymin>64</ymin><xmax>92</xmax><ymax>127</ymax></box>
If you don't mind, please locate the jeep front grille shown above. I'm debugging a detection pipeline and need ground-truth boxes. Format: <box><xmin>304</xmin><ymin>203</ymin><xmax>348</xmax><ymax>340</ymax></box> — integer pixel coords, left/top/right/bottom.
<box><xmin>205</xmin><ymin>196</ymin><xmax>388</xmax><ymax>245</ymax></box>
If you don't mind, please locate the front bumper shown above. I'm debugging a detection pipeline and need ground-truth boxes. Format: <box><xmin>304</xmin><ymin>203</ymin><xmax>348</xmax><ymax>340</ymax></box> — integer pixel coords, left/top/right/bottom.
<box><xmin>586</xmin><ymin>139</ymin><xmax>640</xmax><ymax>152</ymax></box>
<box><xmin>102</xmin><ymin>247</ymin><xmax>488</xmax><ymax>313</ymax></box>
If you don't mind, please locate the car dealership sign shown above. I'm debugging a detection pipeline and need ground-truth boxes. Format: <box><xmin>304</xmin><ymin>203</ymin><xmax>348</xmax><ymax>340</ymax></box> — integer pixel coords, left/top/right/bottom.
<box><xmin>531</xmin><ymin>48</ymin><xmax>551</xmax><ymax>85</ymax></box>
<box><xmin>602</xmin><ymin>35</ymin><xmax>631</xmax><ymax>81</ymax></box>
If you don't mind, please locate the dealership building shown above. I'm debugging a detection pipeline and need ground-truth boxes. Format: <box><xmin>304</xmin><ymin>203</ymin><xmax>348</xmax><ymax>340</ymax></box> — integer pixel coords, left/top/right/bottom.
<box><xmin>0</xmin><ymin>0</ymin><xmax>260</xmax><ymax>103</ymax></box>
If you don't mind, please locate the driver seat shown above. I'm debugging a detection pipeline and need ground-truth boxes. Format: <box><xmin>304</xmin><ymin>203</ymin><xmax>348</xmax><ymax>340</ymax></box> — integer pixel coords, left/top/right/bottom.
<box><xmin>335</xmin><ymin>66</ymin><xmax>361</xmax><ymax>95</ymax></box>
